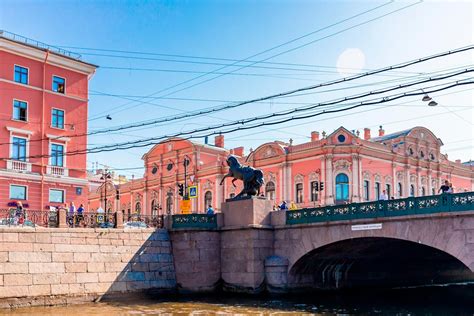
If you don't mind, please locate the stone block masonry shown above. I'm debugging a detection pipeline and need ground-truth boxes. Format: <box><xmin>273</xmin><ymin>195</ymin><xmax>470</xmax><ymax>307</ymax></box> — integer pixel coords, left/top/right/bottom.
<box><xmin>0</xmin><ymin>228</ymin><xmax>176</xmax><ymax>308</ymax></box>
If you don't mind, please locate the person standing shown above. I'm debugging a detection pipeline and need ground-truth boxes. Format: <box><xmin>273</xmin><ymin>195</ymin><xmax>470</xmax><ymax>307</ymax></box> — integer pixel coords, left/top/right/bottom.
<box><xmin>438</xmin><ymin>180</ymin><xmax>450</xmax><ymax>194</ymax></box>
<box><xmin>279</xmin><ymin>200</ymin><xmax>288</xmax><ymax>210</ymax></box>
<box><xmin>15</xmin><ymin>201</ymin><xmax>24</xmax><ymax>225</ymax></box>
<box><xmin>206</xmin><ymin>205</ymin><xmax>214</xmax><ymax>215</ymax></box>
<box><xmin>379</xmin><ymin>190</ymin><xmax>388</xmax><ymax>201</ymax></box>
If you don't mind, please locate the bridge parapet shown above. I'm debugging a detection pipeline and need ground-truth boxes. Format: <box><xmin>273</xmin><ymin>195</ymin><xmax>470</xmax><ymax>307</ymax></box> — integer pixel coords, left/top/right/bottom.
<box><xmin>286</xmin><ymin>192</ymin><xmax>474</xmax><ymax>225</ymax></box>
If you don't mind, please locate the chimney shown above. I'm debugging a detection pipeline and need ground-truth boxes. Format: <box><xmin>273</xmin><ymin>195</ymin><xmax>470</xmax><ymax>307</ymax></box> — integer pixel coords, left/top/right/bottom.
<box><xmin>215</xmin><ymin>134</ymin><xmax>224</xmax><ymax>148</ymax></box>
<box><xmin>232</xmin><ymin>146</ymin><xmax>244</xmax><ymax>156</ymax></box>
<box><xmin>378</xmin><ymin>125</ymin><xmax>385</xmax><ymax>137</ymax></box>
<box><xmin>364</xmin><ymin>128</ymin><xmax>371</xmax><ymax>140</ymax></box>
<box><xmin>311</xmin><ymin>131</ymin><xmax>319</xmax><ymax>142</ymax></box>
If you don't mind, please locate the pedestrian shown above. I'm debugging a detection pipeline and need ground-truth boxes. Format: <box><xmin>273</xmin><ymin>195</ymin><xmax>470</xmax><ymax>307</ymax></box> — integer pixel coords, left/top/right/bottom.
<box><xmin>77</xmin><ymin>203</ymin><xmax>84</xmax><ymax>215</ymax></box>
<box><xmin>15</xmin><ymin>201</ymin><xmax>24</xmax><ymax>225</ymax></box>
<box><xmin>279</xmin><ymin>200</ymin><xmax>287</xmax><ymax>210</ymax></box>
<box><xmin>379</xmin><ymin>190</ymin><xmax>388</xmax><ymax>201</ymax></box>
<box><xmin>447</xmin><ymin>182</ymin><xmax>454</xmax><ymax>193</ymax></box>
<box><xmin>206</xmin><ymin>205</ymin><xmax>214</xmax><ymax>215</ymax></box>
<box><xmin>69</xmin><ymin>202</ymin><xmax>76</xmax><ymax>216</ymax></box>
<box><xmin>438</xmin><ymin>180</ymin><xmax>450</xmax><ymax>194</ymax></box>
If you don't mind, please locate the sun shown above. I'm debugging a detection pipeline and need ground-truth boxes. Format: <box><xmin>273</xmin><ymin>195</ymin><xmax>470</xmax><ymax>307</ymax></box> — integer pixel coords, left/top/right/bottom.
<box><xmin>336</xmin><ymin>48</ymin><xmax>366</xmax><ymax>76</ymax></box>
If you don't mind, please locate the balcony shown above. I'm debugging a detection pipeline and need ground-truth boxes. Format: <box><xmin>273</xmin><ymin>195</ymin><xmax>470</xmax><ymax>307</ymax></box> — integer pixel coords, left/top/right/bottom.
<box><xmin>6</xmin><ymin>160</ymin><xmax>32</xmax><ymax>172</ymax></box>
<box><xmin>46</xmin><ymin>165</ymin><xmax>69</xmax><ymax>177</ymax></box>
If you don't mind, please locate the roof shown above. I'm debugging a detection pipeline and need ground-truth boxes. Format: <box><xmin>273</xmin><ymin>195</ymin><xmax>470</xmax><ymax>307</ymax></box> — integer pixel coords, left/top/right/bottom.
<box><xmin>0</xmin><ymin>30</ymin><xmax>98</xmax><ymax>68</ymax></box>
<box><xmin>370</xmin><ymin>128</ymin><xmax>413</xmax><ymax>142</ymax></box>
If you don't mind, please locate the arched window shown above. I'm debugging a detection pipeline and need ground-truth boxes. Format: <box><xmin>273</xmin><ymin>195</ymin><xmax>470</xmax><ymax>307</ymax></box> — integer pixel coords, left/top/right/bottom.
<box><xmin>135</xmin><ymin>202</ymin><xmax>141</xmax><ymax>214</ymax></box>
<box><xmin>310</xmin><ymin>181</ymin><xmax>318</xmax><ymax>202</ymax></box>
<box><xmin>295</xmin><ymin>183</ymin><xmax>303</xmax><ymax>203</ymax></box>
<box><xmin>265</xmin><ymin>181</ymin><xmax>276</xmax><ymax>200</ymax></box>
<box><xmin>204</xmin><ymin>191</ymin><xmax>212</xmax><ymax>209</ymax></box>
<box><xmin>398</xmin><ymin>183</ymin><xmax>403</xmax><ymax>198</ymax></box>
<box><xmin>375</xmin><ymin>182</ymin><xmax>381</xmax><ymax>200</ymax></box>
<box><xmin>151</xmin><ymin>200</ymin><xmax>158</xmax><ymax>216</ymax></box>
<box><xmin>166</xmin><ymin>195</ymin><xmax>173</xmax><ymax>214</ymax></box>
<box><xmin>335</xmin><ymin>173</ymin><xmax>349</xmax><ymax>203</ymax></box>
<box><xmin>410</xmin><ymin>184</ymin><xmax>415</xmax><ymax>197</ymax></box>
<box><xmin>421</xmin><ymin>187</ymin><xmax>426</xmax><ymax>196</ymax></box>
<box><xmin>431</xmin><ymin>188</ymin><xmax>435</xmax><ymax>195</ymax></box>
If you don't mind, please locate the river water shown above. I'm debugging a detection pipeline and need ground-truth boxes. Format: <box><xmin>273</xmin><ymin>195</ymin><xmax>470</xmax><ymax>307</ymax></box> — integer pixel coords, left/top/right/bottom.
<box><xmin>3</xmin><ymin>286</ymin><xmax>474</xmax><ymax>315</ymax></box>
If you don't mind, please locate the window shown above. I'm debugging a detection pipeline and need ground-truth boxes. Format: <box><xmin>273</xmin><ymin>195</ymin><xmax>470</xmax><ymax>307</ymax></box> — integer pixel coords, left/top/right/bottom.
<box><xmin>335</xmin><ymin>173</ymin><xmax>349</xmax><ymax>202</ymax></box>
<box><xmin>363</xmin><ymin>180</ymin><xmax>370</xmax><ymax>201</ymax></box>
<box><xmin>51</xmin><ymin>143</ymin><xmax>64</xmax><ymax>167</ymax></box>
<box><xmin>337</xmin><ymin>134</ymin><xmax>346</xmax><ymax>143</ymax></box>
<box><xmin>296</xmin><ymin>183</ymin><xmax>303</xmax><ymax>203</ymax></box>
<box><xmin>52</xmin><ymin>109</ymin><xmax>65</xmax><ymax>129</ymax></box>
<box><xmin>13</xmin><ymin>100</ymin><xmax>27</xmax><ymax>121</ymax></box>
<box><xmin>151</xmin><ymin>200</ymin><xmax>159</xmax><ymax>216</ymax></box>
<box><xmin>398</xmin><ymin>183</ymin><xmax>403</xmax><ymax>198</ymax></box>
<box><xmin>421</xmin><ymin>187</ymin><xmax>426</xmax><ymax>196</ymax></box>
<box><xmin>375</xmin><ymin>182</ymin><xmax>381</xmax><ymax>200</ymax></box>
<box><xmin>310</xmin><ymin>181</ymin><xmax>318</xmax><ymax>202</ymax></box>
<box><xmin>431</xmin><ymin>188</ymin><xmax>436</xmax><ymax>195</ymax></box>
<box><xmin>166</xmin><ymin>195</ymin><xmax>173</xmax><ymax>214</ymax></box>
<box><xmin>10</xmin><ymin>185</ymin><xmax>27</xmax><ymax>200</ymax></box>
<box><xmin>52</xmin><ymin>76</ymin><xmax>65</xmax><ymax>93</ymax></box>
<box><xmin>385</xmin><ymin>184</ymin><xmax>391</xmax><ymax>199</ymax></box>
<box><xmin>410</xmin><ymin>184</ymin><xmax>415</xmax><ymax>197</ymax></box>
<box><xmin>265</xmin><ymin>181</ymin><xmax>276</xmax><ymax>200</ymax></box>
<box><xmin>135</xmin><ymin>202</ymin><xmax>141</xmax><ymax>214</ymax></box>
<box><xmin>12</xmin><ymin>137</ymin><xmax>27</xmax><ymax>161</ymax></box>
<box><xmin>49</xmin><ymin>189</ymin><xmax>64</xmax><ymax>203</ymax></box>
<box><xmin>204</xmin><ymin>191</ymin><xmax>212</xmax><ymax>209</ymax></box>
<box><xmin>14</xmin><ymin>65</ymin><xmax>28</xmax><ymax>84</ymax></box>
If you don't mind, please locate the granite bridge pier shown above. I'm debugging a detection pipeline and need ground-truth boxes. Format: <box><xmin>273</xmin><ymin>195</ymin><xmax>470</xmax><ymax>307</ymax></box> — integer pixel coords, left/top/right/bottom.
<box><xmin>1</xmin><ymin>192</ymin><xmax>474</xmax><ymax>307</ymax></box>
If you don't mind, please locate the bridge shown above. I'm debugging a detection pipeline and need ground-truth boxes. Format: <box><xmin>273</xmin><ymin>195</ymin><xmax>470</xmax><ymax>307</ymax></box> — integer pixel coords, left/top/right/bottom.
<box><xmin>168</xmin><ymin>192</ymin><xmax>474</xmax><ymax>293</ymax></box>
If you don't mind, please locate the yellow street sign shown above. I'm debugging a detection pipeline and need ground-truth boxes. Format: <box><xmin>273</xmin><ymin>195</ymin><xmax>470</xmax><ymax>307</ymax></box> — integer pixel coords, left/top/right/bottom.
<box><xmin>180</xmin><ymin>199</ymin><xmax>191</xmax><ymax>214</ymax></box>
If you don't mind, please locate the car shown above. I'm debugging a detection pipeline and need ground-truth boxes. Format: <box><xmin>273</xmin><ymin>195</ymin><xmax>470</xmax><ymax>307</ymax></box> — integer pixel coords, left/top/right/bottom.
<box><xmin>123</xmin><ymin>221</ymin><xmax>148</xmax><ymax>229</ymax></box>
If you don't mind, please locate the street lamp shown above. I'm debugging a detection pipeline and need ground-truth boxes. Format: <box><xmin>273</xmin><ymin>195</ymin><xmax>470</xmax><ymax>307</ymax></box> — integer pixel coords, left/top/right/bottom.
<box><xmin>421</xmin><ymin>90</ymin><xmax>437</xmax><ymax>106</ymax></box>
<box><xmin>183</xmin><ymin>155</ymin><xmax>190</xmax><ymax>200</ymax></box>
<box><xmin>100</xmin><ymin>169</ymin><xmax>112</xmax><ymax>221</ymax></box>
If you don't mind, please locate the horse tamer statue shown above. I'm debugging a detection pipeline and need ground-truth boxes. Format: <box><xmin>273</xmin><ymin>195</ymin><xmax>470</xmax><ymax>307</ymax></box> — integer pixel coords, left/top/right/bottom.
<box><xmin>220</xmin><ymin>155</ymin><xmax>264</xmax><ymax>200</ymax></box>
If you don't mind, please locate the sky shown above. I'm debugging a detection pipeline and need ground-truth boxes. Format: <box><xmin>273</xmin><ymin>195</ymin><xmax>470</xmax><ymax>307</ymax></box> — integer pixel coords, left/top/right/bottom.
<box><xmin>1</xmin><ymin>0</ymin><xmax>473</xmax><ymax>178</ymax></box>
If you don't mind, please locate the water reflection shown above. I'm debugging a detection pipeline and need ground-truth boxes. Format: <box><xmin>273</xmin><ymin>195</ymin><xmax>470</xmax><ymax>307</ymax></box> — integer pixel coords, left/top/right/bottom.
<box><xmin>3</xmin><ymin>286</ymin><xmax>474</xmax><ymax>315</ymax></box>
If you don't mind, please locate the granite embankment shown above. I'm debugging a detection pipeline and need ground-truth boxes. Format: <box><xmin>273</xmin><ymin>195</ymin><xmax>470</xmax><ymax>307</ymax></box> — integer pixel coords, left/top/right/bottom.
<box><xmin>0</xmin><ymin>228</ymin><xmax>176</xmax><ymax>308</ymax></box>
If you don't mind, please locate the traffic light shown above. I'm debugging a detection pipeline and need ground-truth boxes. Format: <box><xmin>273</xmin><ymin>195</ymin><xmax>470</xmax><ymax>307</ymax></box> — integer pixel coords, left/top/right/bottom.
<box><xmin>314</xmin><ymin>181</ymin><xmax>319</xmax><ymax>191</ymax></box>
<box><xmin>319</xmin><ymin>182</ymin><xmax>324</xmax><ymax>191</ymax></box>
<box><xmin>116</xmin><ymin>189</ymin><xmax>120</xmax><ymax>200</ymax></box>
<box><xmin>178</xmin><ymin>184</ymin><xmax>184</xmax><ymax>196</ymax></box>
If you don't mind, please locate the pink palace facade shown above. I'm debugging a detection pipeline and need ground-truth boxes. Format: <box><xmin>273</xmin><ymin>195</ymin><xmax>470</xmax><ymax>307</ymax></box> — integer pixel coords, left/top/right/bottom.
<box><xmin>0</xmin><ymin>31</ymin><xmax>97</xmax><ymax>210</ymax></box>
<box><xmin>88</xmin><ymin>126</ymin><xmax>474</xmax><ymax>216</ymax></box>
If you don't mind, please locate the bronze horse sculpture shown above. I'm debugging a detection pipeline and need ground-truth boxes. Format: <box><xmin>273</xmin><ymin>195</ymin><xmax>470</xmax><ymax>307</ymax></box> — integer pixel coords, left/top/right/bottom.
<box><xmin>220</xmin><ymin>155</ymin><xmax>264</xmax><ymax>200</ymax></box>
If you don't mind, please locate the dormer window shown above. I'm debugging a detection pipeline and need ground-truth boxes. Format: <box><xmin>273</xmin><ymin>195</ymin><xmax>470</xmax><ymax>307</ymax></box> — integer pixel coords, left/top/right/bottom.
<box><xmin>420</xmin><ymin>151</ymin><xmax>425</xmax><ymax>158</ymax></box>
<box><xmin>430</xmin><ymin>153</ymin><xmax>435</xmax><ymax>160</ymax></box>
<box><xmin>52</xmin><ymin>76</ymin><xmax>65</xmax><ymax>94</ymax></box>
<box><xmin>337</xmin><ymin>134</ymin><xmax>346</xmax><ymax>143</ymax></box>
<box><xmin>408</xmin><ymin>147</ymin><xmax>414</xmax><ymax>156</ymax></box>
<box><xmin>166</xmin><ymin>163</ymin><xmax>173</xmax><ymax>171</ymax></box>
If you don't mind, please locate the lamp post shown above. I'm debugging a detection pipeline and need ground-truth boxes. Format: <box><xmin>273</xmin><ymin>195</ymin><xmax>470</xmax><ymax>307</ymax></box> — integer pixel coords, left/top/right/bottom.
<box><xmin>100</xmin><ymin>169</ymin><xmax>112</xmax><ymax>222</ymax></box>
<box><xmin>183</xmin><ymin>155</ymin><xmax>190</xmax><ymax>200</ymax></box>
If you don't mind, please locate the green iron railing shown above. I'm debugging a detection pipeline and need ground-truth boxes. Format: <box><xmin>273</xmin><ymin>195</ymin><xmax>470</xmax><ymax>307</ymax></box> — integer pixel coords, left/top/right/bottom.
<box><xmin>286</xmin><ymin>191</ymin><xmax>474</xmax><ymax>225</ymax></box>
<box><xmin>172</xmin><ymin>214</ymin><xmax>217</xmax><ymax>229</ymax></box>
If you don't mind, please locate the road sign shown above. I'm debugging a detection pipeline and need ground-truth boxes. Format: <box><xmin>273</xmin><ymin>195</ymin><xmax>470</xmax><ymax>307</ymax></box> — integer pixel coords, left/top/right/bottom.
<box><xmin>188</xmin><ymin>185</ymin><xmax>198</xmax><ymax>199</ymax></box>
<box><xmin>180</xmin><ymin>199</ymin><xmax>191</xmax><ymax>214</ymax></box>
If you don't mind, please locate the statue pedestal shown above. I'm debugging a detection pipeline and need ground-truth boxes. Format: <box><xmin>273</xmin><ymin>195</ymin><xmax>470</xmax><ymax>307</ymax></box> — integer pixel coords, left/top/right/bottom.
<box><xmin>221</xmin><ymin>197</ymin><xmax>273</xmax><ymax>228</ymax></box>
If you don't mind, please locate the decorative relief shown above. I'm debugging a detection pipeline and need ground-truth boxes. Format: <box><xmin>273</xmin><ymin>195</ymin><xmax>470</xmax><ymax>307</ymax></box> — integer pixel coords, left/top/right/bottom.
<box><xmin>135</xmin><ymin>193</ymin><xmax>142</xmax><ymax>201</ymax></box>
<box><xmin>265</xmin><ymin>172</ymin><xmax>277</xmax><ymax>183</ymax></box>
<box><xmin>309</xmin><ymin>172</ymin><xmax>319</xmax><ymax>181</ymax></box>
<box><xmin>410</xmin><ymin>174</ymin><xmax>417</xmax><ymax>183</ymax></box>
<box><xmin>202</xmin><ymin>180</ymin><xmax>213</xmax><ymax>190</ymax></box>
<box><xmin>396</xmin><ymin>171</ymin><xmax>404</xmax><ymax>181</ymax></box>
<box><xmin>421</xmin><ymin>177</ymin><xmax>427</xmax><ymax>185</ymax></box>
<box><xmin>374</xmin><ymin>174</ymin><xmax>381</xmax><ymax>182</ymax></box>
<box><xmin>333</xmin><ymin>159</ymin><xmax>351</xmax><ymax>172</ymax></box>
<box><xmin>262</xmin><ymin>146</ymin><xmax>277</xmax><ymax>159</ymax></box>
<box><xmin>385</xmin><ymin>176</ymin><xmax>392</xmax><ymax>183</ymax></box>
<box><xmin>150</xmin><ymin>190</ymin><xmax>159</xmax><ymax>200</ymax></box>
<box><xmin>294</xmin><ymin>174</ymin><xmax>304</xmax><ymax>183</ymax></box>
<box><xmin>363</xmin><ymin>171</ymin><xmax>371</xmax><ymax>180</ymax></box>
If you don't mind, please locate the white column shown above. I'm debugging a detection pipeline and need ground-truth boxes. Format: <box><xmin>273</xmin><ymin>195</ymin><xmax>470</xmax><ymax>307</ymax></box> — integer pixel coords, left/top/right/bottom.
<box><xmin>416</xmin><ymin>167</ymin><xmax>422</xmax><ymax>196</ymax></box>
<box><xmin>351</xmin><ymin>155</ymin><xmax>359</xmax><ymax>202</ymax></box>
<box><xmin>405</xmin><ymin>165</ymin><xmax>410</xmax><ymax>197</ymax></box>
<box><xmin>320</xmin><ymin>158</ymin><xmax>326</xmax><ymax>205</ymax></box>
<box><xmin>325</xmin><ymin>155</ymin><xmax>334</xmax><ymax>205</ymax></box>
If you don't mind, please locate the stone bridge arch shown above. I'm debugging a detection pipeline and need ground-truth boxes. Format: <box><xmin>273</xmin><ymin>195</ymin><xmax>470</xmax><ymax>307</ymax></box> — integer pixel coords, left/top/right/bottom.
<box><xmin>274</xmin><ymin>215</ymin><xmax>474</xmax><ymax>289</ymax></box>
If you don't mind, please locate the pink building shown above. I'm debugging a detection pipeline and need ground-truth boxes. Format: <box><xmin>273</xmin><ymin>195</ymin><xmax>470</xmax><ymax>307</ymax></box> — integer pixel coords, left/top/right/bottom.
<box><xmin>0</xmin><ymin>31</ymin><xmax>97</xmax><ymax>211</ymax></box>
<box><xmin>89</xmin><ymin>126</ymin><xmax>474</xmax><ymax>216</ymax></box>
